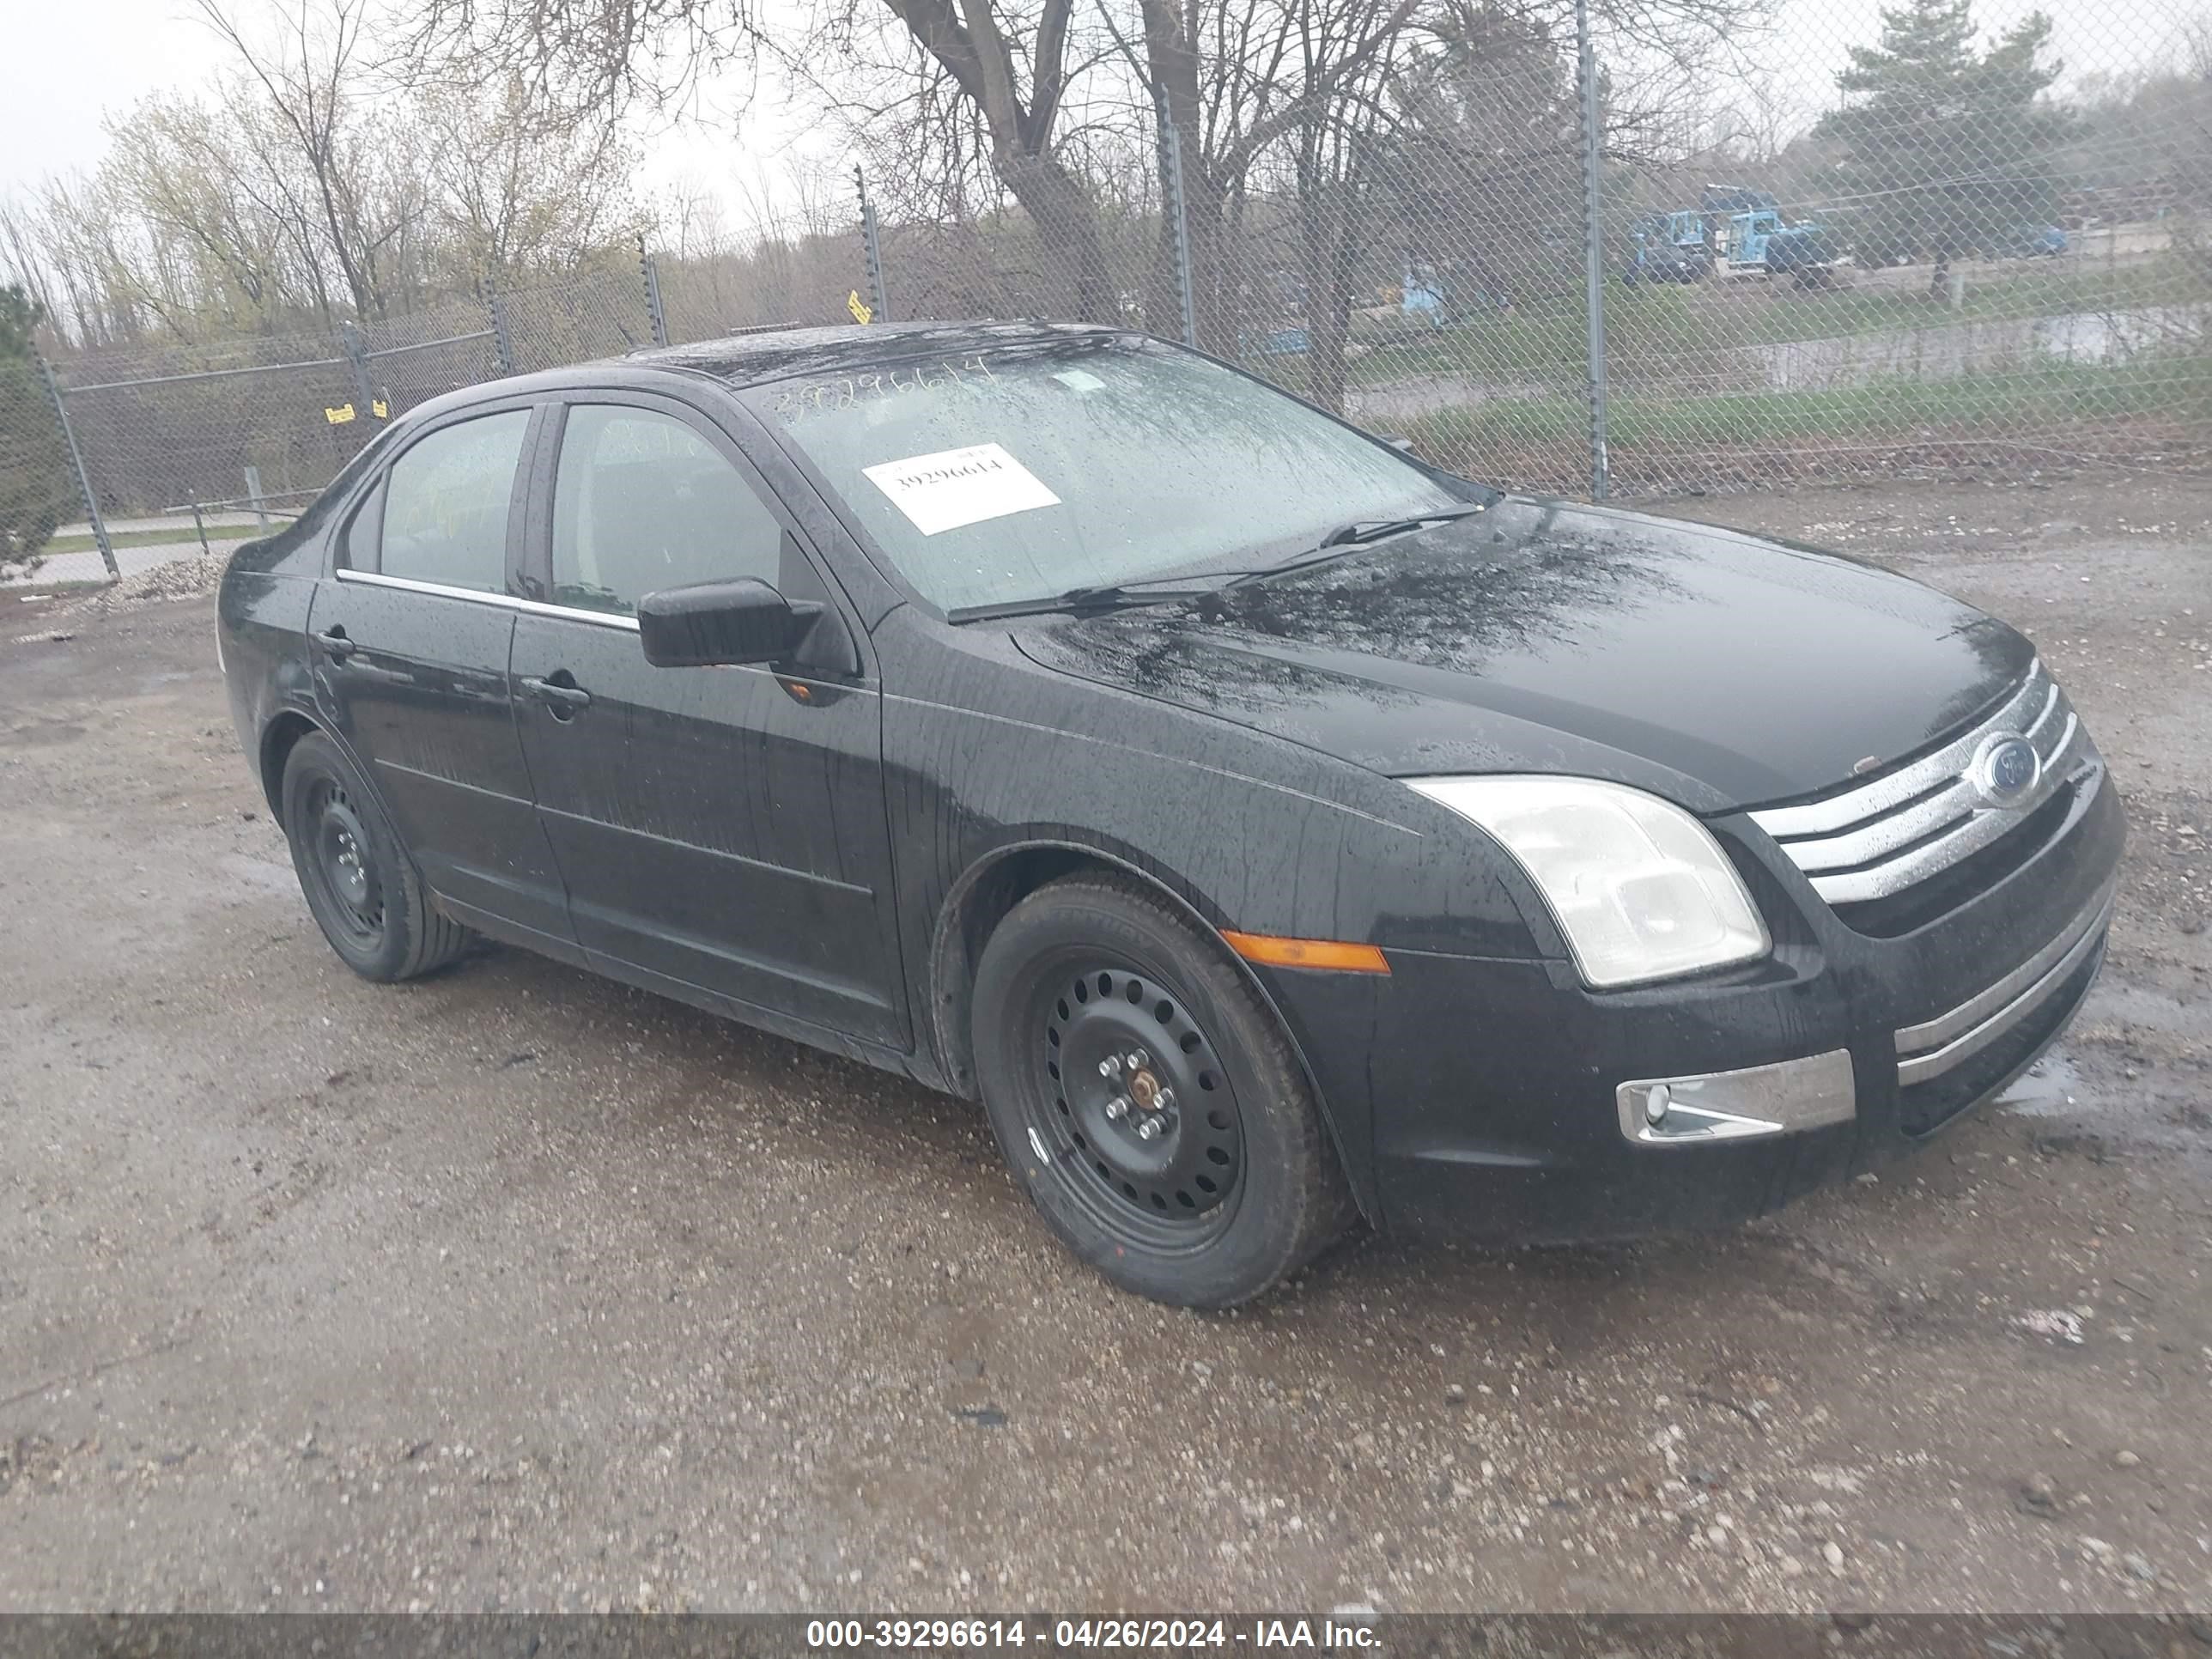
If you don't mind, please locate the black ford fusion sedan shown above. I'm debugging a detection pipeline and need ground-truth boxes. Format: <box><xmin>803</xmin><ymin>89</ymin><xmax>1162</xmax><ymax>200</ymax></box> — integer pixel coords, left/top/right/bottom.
<box><xmin>218</xmin><ymin>321</ymin><xmax>2124</xmax><ymax>1307</ymax></box>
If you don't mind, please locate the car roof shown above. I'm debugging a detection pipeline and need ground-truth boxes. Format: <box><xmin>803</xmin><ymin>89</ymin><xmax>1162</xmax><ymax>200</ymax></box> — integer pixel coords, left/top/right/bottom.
<box><xmin>628</xmin><ymin>319</ymin><xmax>1127</xmax><ymax>384</ymax></box>
<box><xmin>401</xmin><ymin>319</ymin><xmax>1134</xmax><ymax>427</ymax></box>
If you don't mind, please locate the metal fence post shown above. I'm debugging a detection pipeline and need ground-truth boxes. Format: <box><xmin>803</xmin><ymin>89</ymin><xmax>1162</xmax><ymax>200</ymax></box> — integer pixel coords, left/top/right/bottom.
<box><xmin>856</xmin><ymin>167</ymin><xmax>891</xmax><ymax>325</ymax></box>
<box><xmin>481</xmin><ymin>275</ymin><xmax>516</xmax><ymax>374</ymax></box>
<box><xmin>1162</xmin><ymin>117</ymin><xmax>1199</xmax><ymax>349</ymax></box>
<box><xmin>35</xmin><ymin>353</ymin><xmax>119</xmax><ymax>583</ymax></box>
<box><xmin>1575</xmin><ymin>0</ymin><xmax>1610</xmax><ymax>502</ymax></box>
<box><xmin>243</xmin><ymin>464</ymin><xmax>269</xmax><ymax>530</ymax></box>
<box><xmin>640</xmin><ymin>240</ymin><xmax>670</xmax><ymax>348</ymax></box>
<box><xmin>340</xmin><ymin>321</ymin><xmax>376</xmax><ymax>414</ymax></box>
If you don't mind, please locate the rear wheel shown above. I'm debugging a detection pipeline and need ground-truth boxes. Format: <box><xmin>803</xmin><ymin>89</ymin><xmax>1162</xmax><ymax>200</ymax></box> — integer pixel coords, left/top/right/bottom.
<box><xmin>280</xmin><ymin>731</ymin><xmax>471</xmax><ymax>981</ymax></box>
<box><xmin>972</xmin><ymin>873</ymin><xmax>1353</xmax><ymax>1307</ymax></box>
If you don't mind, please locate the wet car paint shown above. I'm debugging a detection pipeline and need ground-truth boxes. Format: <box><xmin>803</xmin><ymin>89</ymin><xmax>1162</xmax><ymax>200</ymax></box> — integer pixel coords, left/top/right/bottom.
<box><xmin>1013</xmin><ymin>496</ymin><xmax>2034</xmax><ymax>806</ymax></box>
<box><xmin>216</xmin><ymin>322</ymin><xmax>2124</xmax><ymax>1242</ymax></box>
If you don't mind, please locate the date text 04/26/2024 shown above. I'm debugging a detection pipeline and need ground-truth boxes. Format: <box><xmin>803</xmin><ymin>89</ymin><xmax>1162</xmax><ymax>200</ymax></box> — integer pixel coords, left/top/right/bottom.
<box><xmin>801</xmin><ymin>1619</ymin><xmax>1381</xmax><ymax>1650</ymax></box>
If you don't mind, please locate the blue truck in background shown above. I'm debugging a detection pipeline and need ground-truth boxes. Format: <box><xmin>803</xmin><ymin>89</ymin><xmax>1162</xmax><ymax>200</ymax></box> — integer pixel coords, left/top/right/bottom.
<box><xmin>1625</xmin><ymin>187</ymin><xmax>1839</xmax><ymax>288</ymax></box>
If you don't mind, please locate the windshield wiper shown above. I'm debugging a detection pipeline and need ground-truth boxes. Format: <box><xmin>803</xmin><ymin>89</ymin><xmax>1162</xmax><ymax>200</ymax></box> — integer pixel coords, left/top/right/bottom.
<box><xmin>946</xmin><ymin>501</ymin><xmax>1492</xmax><ymax>622</ymax></box>
<box><xmin>1320</xmin><ymin>502</ymin><xmax>1490</xmax><ymax>549</ymax></box>
<box><xmin>945</xmin><ymin>576</ymin><xmax>1222</xmax><ymax>623</ymax></box>
<box><xmin>1223</xmin><ymin>503</ymin><xmax>1490</xmax><ymax>588</ymax></box>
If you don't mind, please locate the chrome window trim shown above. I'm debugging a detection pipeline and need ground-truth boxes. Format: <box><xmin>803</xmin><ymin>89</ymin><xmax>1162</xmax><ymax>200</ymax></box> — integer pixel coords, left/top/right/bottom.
<box><xmin>1893</xmin><ymin>887</ymin><xmax>2114</xmax><ymax>1087</ymax></box>
<box><xmin>334</xmin><ymin>568</ymin><xmax>641</xmax><ymax>632</ymax></box>
<box><xmin>1748</xmin><ymin>660</ymin><xmax>2092</xmax><ymax>905</ymax></box>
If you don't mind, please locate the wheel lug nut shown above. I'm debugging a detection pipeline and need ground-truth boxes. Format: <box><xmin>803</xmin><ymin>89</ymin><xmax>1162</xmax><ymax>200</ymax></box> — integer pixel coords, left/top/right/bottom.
<box><xmin>1104</xmin><ymin>1096</ymin><xmax>1129</xmax><ymax>1121</ymax></box>
<box><xmin>1156</xmin><ymin>1087</ymin><xmax>1176</xmax><ymax>1112</ymax></box>
<box><xmin>1099</xmin><ymin>1056</ymin><xmax>1121</xmax><ymax>1079</ymax></box>
<box><xmin>1136</xmin><ymin>1117</ymin><xmax>1161</xmax><ymax>1140</ymax></box>
<box><xmin>1128</xmin><ymin>1048</ymin><xmax>1149</xmax><ymax>1070</ymax></box>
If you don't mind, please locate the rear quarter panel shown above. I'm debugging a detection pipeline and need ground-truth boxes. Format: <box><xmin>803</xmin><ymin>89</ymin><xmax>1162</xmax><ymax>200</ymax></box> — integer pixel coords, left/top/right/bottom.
<box><xmin>217</xmin><ymin>526</ymin><xmax>330</xmax><ymax>805</ymax></box>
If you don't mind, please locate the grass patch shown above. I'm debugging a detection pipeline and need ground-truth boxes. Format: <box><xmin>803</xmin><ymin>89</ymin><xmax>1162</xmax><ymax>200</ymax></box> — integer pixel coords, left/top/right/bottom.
<box><xmin>1407</xmin><ymin>356</ymin><xmax>2212</xmax><ymax>488</ymax></box>
<box><xmin>1346</xmin><ymin>254</ymin><xmax>2206</xmax><ymax>389</ymax></box>
<box><xmin>39</xmin><ymin>524</ymin><xmax>274</xmax><ymax>557</ymax></box>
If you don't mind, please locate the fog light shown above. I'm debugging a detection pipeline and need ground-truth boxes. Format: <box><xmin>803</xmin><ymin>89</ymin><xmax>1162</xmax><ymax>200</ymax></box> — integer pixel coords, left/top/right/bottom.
<box><xmin>1616</xmin><ymin>1051</ymin><xmax>1856</xmax><ymax>1146</ymax></box>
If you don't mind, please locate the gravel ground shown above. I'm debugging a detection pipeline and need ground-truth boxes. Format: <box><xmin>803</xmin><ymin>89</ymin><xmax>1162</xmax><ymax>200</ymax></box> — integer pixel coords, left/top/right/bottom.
<box><xmin>0</xmin><ymin>474</ymin><xmax>2207</xmax><ymax>1614</ymax></box>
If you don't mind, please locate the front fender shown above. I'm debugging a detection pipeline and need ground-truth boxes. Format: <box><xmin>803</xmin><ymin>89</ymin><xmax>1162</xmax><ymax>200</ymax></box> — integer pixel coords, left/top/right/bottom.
<box><xmin>878</xmin><ymin>611</ymin><xmax>1541</xmax><ymax>1225</ymax></box>
<box><xmin>924</xmin><ymin>832</ymin><xmax>1389</xmax><ymax>1224</ymax></box>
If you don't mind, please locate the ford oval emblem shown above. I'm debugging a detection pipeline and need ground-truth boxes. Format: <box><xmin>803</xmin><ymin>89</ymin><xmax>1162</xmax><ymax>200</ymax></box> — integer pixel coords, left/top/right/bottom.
<box><xmin>1976</xmin><ymin>736</ymin><xmax>2041</xmax><ymax>805</ymax></box>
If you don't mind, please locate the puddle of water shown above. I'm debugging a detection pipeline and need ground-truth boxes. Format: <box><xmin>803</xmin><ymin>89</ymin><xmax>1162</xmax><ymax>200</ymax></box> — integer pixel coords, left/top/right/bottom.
<box><xmin>1347</xmin><ymin>305</ymin><xmax>2212</xmax><ymax>417</ymax></box>
<box><xmin>1993</xmin><ymin>1036</ymin><xmax>2212</xmax><ymax>1176</ymax></box>
<box><xmin>1732</xmin><ymin>305</ymin><xmax>2209</xmax><ymax>394</ymax></box>
<box><xmin>1996</xmin><ymin>1049</ymin><xmax>2084</xmax><ymax>1118</ymax></box>
<box><xmin>1346</xmin><ymin>373</ymin><xmax>1555</xmax><ymax>423</ymax></box>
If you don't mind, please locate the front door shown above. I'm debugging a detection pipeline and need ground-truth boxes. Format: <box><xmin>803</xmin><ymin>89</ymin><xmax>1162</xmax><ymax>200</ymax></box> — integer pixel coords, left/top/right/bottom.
<box><xmin>508</xmin><ymin>396</ymin><xmax>907</xmax><ymax>1046</ymax></box>
<box><xmin>309</xmin><ymin>403</ymin><xmax>575</xmax><ymax>951</ymax></box>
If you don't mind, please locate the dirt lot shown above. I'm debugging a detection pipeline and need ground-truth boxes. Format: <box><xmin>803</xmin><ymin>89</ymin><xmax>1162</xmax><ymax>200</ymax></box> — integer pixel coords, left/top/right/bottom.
<box><xmin>1</xmin><ymin>473</ymin><xmax>2208</xmax><ymax>1614</ymax></box>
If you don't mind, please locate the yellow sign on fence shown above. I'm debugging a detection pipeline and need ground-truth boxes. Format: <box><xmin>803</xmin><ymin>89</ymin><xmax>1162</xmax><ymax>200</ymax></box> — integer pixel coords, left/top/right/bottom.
<box><xmin>847</xmin><ymin>290</ymin><xmax>874</xmax><ymax>325</ymax></box>
<box><xmin>325</xmin><ymin>403</ymin><xmax>356</xmax><ymax>425</ymax></box>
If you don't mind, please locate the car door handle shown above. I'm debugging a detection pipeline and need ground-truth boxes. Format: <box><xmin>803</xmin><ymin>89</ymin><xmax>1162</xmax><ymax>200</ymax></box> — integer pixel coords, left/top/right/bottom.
<box><xmin>520</xmin><ymin>675</ymin><xmax>592</xmax><ymax>713</ymax></box>
<box><xmin>313</xmin><ymin>627</ymin><xmax>357</xmax><ymax>661</ymax></box>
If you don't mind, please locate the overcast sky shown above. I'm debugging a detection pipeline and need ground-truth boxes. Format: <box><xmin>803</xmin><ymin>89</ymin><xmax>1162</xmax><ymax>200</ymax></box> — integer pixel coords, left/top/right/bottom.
<box><xmin>0</xmin><ymin>0</ymin><xmax>830</xmax><ymax>228</ymax></box>
<box><xmin>0</xmin><ymin>0</ymin><xmax>2185</xmax><ymax>229</ymax></box>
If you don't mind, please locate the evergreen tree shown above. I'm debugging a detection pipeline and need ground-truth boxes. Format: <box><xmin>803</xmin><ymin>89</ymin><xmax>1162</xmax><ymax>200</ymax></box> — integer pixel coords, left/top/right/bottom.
<box><xmin>1818</xmin><ymin>0</ymin><xmax>2069</xmax><ymax>295</ymax></box>
<box><xmin>0</xmin><ymin>286</ymin><xmax>75</xmax><ymax>572</ymax></box>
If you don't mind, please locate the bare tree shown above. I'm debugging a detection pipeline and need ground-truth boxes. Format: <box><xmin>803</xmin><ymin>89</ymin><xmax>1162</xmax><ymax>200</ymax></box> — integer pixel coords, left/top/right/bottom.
<box><xmin>399</xmin><ymin>0</ymin><xmax>1127</xmax><ymax>318</ymax></box>
<box><xmin>418</xmin><ymin>76</ymin><xmax>645</xmax><ymax>278</ymax></box>
<box><xmin>191</xmin><ymin>0</ymin><xmax>427</xmax><ymax>320</ymax></box>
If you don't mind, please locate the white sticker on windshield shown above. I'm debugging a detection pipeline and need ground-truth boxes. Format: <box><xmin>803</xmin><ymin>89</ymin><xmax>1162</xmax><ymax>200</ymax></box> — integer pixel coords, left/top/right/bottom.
<box><xmin>1052</xmin><ymin>368</ymin><xmax>1106</xmax><ymax>392</ymax></box>
<box><xmin>861</xmin><ymin>443</ymin><xmax>1061</xmax><ymax>536</ymax></box>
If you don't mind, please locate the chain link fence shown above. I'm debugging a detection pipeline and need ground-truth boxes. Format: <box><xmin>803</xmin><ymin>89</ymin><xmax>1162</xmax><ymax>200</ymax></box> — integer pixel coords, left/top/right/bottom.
<box><xmin>3</xmin><ymin>215</ymin><xmax>878</xmax><ymax>580</ymax></box>
<box><xmin>7</xmin><ymin>0</ymin><xmax>2208</xmax><ymax>583</ymax></box>
<box><xmin>860</xmin><ymin>0</ymin><xmax>2211</xmax><ymax>497</ymax></box>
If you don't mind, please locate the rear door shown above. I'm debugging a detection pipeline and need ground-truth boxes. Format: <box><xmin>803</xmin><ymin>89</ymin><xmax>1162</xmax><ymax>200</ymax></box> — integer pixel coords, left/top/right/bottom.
<box><xmin>307</xmin><ymin>400</ymin><xmax>576</xmax><ymax>955</ymax></box>
<box><xmin>508</xmin><ymin>392</ymin><xmax>907</xmax><ymax>1046</ymax></box>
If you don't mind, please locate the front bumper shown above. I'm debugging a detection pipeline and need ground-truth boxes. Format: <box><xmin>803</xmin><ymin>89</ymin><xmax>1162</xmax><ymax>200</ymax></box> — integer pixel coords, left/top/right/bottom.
<box><xmin>1255</xmin><ymin>753</ymin><xmax>2125</xmax><ymax>1243</ymax></box>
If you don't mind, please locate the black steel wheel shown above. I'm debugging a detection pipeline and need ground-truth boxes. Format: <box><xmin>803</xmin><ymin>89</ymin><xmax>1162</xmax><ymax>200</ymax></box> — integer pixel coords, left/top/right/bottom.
<box><xmin>301</xmin><ymin>777</ymin><xmax>386</xmax><ymax>949</ymax></box>
<box><xmin>280</xmin><ymin>730</ymin><xmax>471</xmax><ymax>982</ymax></box>
<box><xmin>1030</xmin><ymin>954</ymin><xmax>1247</xmax><ymax>1251</ymax></box>
<box><xmin>972</xmin><ymin>872</ymin><xmax>1355</xmax><ymax>1307</ymax></box>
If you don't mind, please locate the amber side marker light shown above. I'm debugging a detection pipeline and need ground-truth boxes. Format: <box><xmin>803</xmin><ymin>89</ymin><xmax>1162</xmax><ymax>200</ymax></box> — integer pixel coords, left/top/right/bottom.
<box><xmin>1220</xmin><ymin>930</ymin><xmax>1390</xmax><ymax>974</ymax></box>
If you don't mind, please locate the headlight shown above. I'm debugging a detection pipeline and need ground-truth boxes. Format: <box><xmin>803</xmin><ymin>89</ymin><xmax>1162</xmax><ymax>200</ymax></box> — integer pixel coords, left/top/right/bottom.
<box><xmin>1407</xmin><ymin>775</ymin><xmax>1769</xmax><ymax>988</ymax></box>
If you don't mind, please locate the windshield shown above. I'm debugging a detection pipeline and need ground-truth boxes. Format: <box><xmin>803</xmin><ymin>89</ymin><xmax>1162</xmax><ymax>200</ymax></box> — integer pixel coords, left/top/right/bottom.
<box><xmin>747</xmin><ymin>337</ymin><xmax>1466</xmax><ymax>613</ymax></box>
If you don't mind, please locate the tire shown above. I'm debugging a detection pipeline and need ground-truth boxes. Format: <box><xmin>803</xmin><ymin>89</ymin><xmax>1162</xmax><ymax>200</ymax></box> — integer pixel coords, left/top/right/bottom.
<box><xmin>279</xmin><ymin>730</ymin><xmax>471</xmax><ymax>981</ymax></box>
<box><xmin>971</xmin><ymin>873</ymin><xmax>1355</xmax><ymax>1307</ymax></box>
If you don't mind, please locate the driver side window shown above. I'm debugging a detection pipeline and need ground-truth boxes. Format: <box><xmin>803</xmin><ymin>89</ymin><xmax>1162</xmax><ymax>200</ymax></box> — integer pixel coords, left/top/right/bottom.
<box><xmin>551</xmin><ymin>405</ymin><xmax>787</xmax><ymax>617</ymax></box>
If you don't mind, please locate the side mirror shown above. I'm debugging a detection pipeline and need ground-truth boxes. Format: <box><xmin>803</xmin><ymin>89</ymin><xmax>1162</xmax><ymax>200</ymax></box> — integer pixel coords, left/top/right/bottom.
<box><xmin>637</xmin><ymin>578</ymin><xmax>822</xmax><ymax>668</ymax></box>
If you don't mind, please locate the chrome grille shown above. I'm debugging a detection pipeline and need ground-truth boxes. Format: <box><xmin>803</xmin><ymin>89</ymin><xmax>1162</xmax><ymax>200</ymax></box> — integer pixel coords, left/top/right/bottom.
<box><xmin>1748</xmin><ymin>660</ymin><xmax>2088</xmax><ymax>905</ymax></box>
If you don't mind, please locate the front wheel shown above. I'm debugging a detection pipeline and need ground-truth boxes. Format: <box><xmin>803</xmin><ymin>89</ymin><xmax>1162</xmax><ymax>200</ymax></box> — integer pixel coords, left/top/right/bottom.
<box><xmin>971</xmin><ymin>874</ymin><xmax>1354</xmax><ymax>1307</ymax></box>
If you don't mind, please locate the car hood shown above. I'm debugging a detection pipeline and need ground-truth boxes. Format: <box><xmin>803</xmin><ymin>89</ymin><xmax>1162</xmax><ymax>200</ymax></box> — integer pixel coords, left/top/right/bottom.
<box><xmin>1010</xmin><ymin>495</ymin><xmax>2034</xmax><ymax>811</ymax></box>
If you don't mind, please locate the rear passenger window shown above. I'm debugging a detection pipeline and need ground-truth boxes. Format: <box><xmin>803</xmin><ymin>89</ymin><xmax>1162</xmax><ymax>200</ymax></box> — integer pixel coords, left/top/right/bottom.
<box><xmin>551</xmin><ymin>405</ymin><xmax>786</xmax><ymax>617</ymax></box>
<box><xmin>379</xmin><ymin>410</ymin><xmax>530</xmax><ymax>593</ymax></box>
